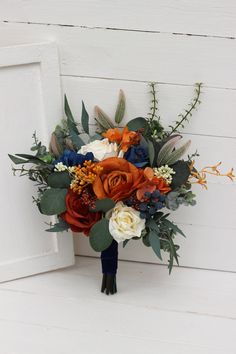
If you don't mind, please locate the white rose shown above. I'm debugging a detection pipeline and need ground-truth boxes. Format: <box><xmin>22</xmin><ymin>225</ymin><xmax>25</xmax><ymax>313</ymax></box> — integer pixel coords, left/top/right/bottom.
<box><xmin>108</xmin><ymin>202</ymin><xmax>146</xmax><ymax>243</ymax></box>
<box><xmin>79</xmin><ymin>138</ymin><xmax>118</xmax><ymax>161</ymax></box>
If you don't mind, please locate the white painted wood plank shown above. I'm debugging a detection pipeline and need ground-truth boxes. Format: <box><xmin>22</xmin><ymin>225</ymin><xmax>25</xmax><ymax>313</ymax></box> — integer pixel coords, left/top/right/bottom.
<box><xmin>1</xmin><ymin>320</ymin><xmax>234</xmax><ymax>354</ymax></box>
<box><xmin>1</xmin><ymin>0</ymin><xmax>236</xmax><ymax>38</ymax></box>
<box><xmin>0</xmin><ymin>258</ymin><xmax>235</xmax><ymax>353</ymax></box>
<box><xmin>0</xmin><ymin>22</ymin><xmax>236</xmax><ymax>88</ymax></box>
<box><xmin>62</xmin><ymin>76</ymin><xmax>236</xmax><ymax>138</ymax></box>
<box><xmin>1</xmin><ymin>257</ymin><xmax>236</xmax><ymax>319</ymax></box>
<box><xmin>75</xmin><ymin>223</ymin><xmax>236</xmax><ymax>271</ymax></box>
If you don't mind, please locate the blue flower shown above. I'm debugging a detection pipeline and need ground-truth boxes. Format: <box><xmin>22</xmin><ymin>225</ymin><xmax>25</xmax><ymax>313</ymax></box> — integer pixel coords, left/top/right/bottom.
<box><xmin>53</xmin><ymin>150</ymin><xmax>94</xmax><ymax>167</ymax></box>
<box><xmin>124</xmin><ymin>145</ymin><xmax>148</xmax><ymax>168</ymax></box>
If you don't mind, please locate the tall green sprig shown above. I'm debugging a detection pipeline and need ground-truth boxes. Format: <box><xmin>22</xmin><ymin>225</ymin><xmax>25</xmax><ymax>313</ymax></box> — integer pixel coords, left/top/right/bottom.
<box><xmin>166</xmin><ymin>83</ymin><xmax>202</xmax><ymax>137</ymax></box>
<box><xmin>146</xmin><ymin>82</ymin><xmax>165</xmax><ymax>140</ymax></box>
<box><xmin>147</xmin><ymin>82</ymin><xmax>160</xmax><ymax>122</ymax></box>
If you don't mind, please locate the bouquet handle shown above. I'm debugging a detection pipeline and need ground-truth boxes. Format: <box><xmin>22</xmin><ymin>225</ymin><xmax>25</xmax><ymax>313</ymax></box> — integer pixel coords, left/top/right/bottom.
<box><xmin>100</xmin><ymin>240</ymin><xmax>118</xmax><ymax>295</ymax></box>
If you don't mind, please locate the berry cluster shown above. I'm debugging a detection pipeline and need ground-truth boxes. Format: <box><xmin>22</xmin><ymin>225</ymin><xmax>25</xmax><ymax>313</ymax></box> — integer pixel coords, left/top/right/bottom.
<box><xmin>139</xmin><ymin>190</ymin><xmax>165</xmax><ymax>219</ymax></box>
<box><xmin>125</xmin><ymin>190</ymin><xmax>165</xmax><ymax>219</ymax></box>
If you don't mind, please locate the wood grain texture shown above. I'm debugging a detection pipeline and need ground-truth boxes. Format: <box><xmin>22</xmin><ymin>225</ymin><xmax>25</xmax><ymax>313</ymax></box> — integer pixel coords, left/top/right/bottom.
<box><xmin>62</xmin><ymin>76</ymin><xmax>236</xmax><ymax>137</ymax></box>
<box><xmin>0</xmin><ymin>22</ymin><xmax>236</xmax><ymax>88</ymax></box>
<box><xmin>1</xmin><ymin>0</ymin><xmax>236</xmax><ymax>38</ymax></box>
<box><xmin>0</xmin><ymin>258</ymin><xmax>236</xmax><ymax>354</ymax></box>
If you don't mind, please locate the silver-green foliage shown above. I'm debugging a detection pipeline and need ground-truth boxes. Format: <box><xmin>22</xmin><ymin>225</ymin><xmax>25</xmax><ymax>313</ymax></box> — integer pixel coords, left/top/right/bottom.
<box><xmin>165</xmin><ymin>187</ymin><xmax>196</xmax><ymax>211</ymax></box>
<box><xmin>157</xmin><ymin>135</ymin><xmax>191</xmax><ymax>166</ymax></box>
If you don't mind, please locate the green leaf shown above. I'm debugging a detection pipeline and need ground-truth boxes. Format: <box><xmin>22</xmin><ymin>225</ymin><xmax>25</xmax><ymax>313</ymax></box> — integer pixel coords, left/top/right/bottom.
<box><xmin>147</xmin><ymin>139</ymin><xmax>155</xmax><ymax>166</ymax></box>
<box><xmin>162</xmin><ymin>219</ymin><xmax>186</xmax><ymax>237</ymax></box>
<box><xmin>81</xmin><ymin>101</ymin><xmax>89</xmax><ymax>134</ymax></box>
<box><xmin>8</xmin><ymin>154</ymin><xmax>28</xmax><ymax>165</ymax></box>
<box><xmin>149</xmin><ymin>230</ymin><xmax>162</xmax><ymax>260</ymax></box>
<box><xmin>65</xmin><ymin>95</ymin><xmax>76</xmax><ymax>127</ymax></box>
<box><xmin>40</xmin><ymin>188</ymin><xmax>67</xmax><ymax>215</ymax></box>
<box><xmin>127</xmin><ymin>117</ymin><xmax>147</xmax><ymax>131</ymax></box>
<box><xmin>65</xmin><ymin>95</ymin><xmax>84</xmax><ymax>149</ymax></box>
<box><xmin>171</xmin><ymin>161</ymin><xmax>191</xmax><ymax>189</ymax></box>
<box><xmin>89</xmin><ymin>218</ymin><xmax>113</xmax><ymax>252</ymax></box>
<box><xmin>69</xmin><ymin>129</ymin><xmax>84</xmax><ymax>150</ymax></box>
<box><xmin>157</xmin><ymin>135</ymin><xmax>182</xmax><ymax>166</ymax></box>
<box><xmin>47</xmin><ymin>171</ymin><xmax>72</xmax><ymax>188</ymax></box>
<box><xmin>95</xmin><ymin>106</ymin><xmax>114</xmax><ymax>131</ymax></box>
<box><xmin>115</xmin><ymin>89</ymin><xmax>125</xmax><ymax>124</ymax></box>
<box><xmin>91</xmin><ymin>198</ymin><xmax>115</xmax><ymax>213</ymax></box>
<box><xmin>46</xmin><ymin>218</ymin><xmax>69</xmax><ymax>232</ymax></box>
<box><xmin>15</xmin><ymin>154</ymin><xmax>49</xmax><ymax>165</ymax></box>
<box><xmin>165</xmin><ymin>140</ymin><xmax>191</xmax><ymax>166</ymax></box>
<box><xmin>147</xmin><ymin>218</ymin><xmax>160</xmax><ymax>231</ymax></box>
<box><xmin>142</xmin><ymin>234</ymin><xmax>150</xmax><ymax>247</ymax></box>
<box><xmin>123</xmin><ymin>239</ymin><xmax>130</xmax><ymax>248</ymax></box>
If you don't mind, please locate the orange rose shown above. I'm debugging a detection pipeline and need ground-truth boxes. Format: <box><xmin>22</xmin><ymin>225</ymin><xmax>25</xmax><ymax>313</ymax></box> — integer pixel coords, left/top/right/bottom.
<box><xmin>93</xmin><ymin>157</ymin><xmax>147</xmax><ymax>201</ymax></box>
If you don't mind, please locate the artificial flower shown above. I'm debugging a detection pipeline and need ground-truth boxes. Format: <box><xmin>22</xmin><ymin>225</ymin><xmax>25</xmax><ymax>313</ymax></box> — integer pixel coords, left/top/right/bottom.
<box><xmin>153</xmin><ymin>165</ymin><xmax>176</xmax><ymax>185</ymax></box>
<box><xmin>102</xmin><ymin>128</ymin><xmax>122</xmax><ymax>143</ymax></box>
<box><xmin>54</xmin><ymin>149</ymin><xmax>94</xmax><ymax>167</ymax></box>
<box><xmin>78</xmin><ymin>138</ymin><xmax>118</xmax><ymax>161</ymax></box>
<box><xmin>136</xmin><ymin>167</ymin><xmax>171</xmax><ymax>201</ymax></box>
<box><xmin>70</xmin><ymin>160</ymin><xmax>103</xmax><ymax>195</ymax></box>
<box><xmin>108</xmin><ymin>201</ymin><xmax>145</xmax><ymax>243</ymax></box>
<box><xmin>60</xmin><ymin>189</ymin><xmax>102</xmax><ymax>235</ymax></box>
<box><xmin>93</xmin><ymin>157</ymin><xmax>147</xmax><ymax>201</ymax></box>
<box><xmin>120</xmin><ymin>126</ymin><xmax>140</xmax><ymax>152</ymax></box>
<box><xmin>124</xmin><ymin>145</ymin><xmax>149</xmax><ymax>167</ymax></box>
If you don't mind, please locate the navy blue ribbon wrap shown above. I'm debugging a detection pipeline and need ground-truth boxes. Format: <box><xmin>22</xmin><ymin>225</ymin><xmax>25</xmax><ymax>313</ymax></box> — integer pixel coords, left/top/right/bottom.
<box><xmin>100</xmin><ymin>240</ymin><xmax>118</xmax><ymax>294</ymax></box>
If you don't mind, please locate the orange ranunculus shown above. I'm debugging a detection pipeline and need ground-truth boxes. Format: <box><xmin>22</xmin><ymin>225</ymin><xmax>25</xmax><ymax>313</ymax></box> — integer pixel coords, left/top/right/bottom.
<box><xmin>136</xmin><ymin>167</ymin><xmax>171</xmax><ymax>201</ymax></box>
<box><xmin>93</xmin><ymin>157</ymin><xmax>147</xmax><ymax>201</ymax></box>
<box><xmin>102</xmin><ymin>128</ymin><xmax>122</xmax><ymax>143</ymax></box>
<box><xmin>120</xmin><ymin>126</ymin><xmax>140</xmax><ymax>152</ymax></box>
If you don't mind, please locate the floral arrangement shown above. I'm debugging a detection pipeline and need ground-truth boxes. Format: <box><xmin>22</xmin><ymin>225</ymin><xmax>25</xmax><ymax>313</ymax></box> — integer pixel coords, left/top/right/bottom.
<box><xmin>9</xmin><ymin>83</ymin><xmax>234</xmax><ymax>295</ymax></box>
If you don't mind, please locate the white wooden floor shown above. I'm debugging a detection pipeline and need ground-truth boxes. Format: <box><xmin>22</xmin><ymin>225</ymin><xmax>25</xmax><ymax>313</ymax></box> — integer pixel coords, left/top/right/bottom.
<box><xmin>0</xmin><ymin>257</ymin><xmax>235</xmax><ymax>354</ymax></box>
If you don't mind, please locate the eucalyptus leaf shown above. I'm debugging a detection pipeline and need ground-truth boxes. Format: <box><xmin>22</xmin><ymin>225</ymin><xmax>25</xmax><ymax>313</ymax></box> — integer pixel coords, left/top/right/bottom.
<box><xmin>89</xmin><ymin>218</ymin><xmax>113</xmax><ymax>252</ymax></box>
<box><xmin>40</xmin><ymin>188</ymin><xmax>67</xmax><ymax>216</ymax></box>
<box><xmin>127</xmin><ymin>117</ymin><xmax>147</xmax><ymax>131</ymax></box>
<box><xmin>47</xmin><ymin>171</ymin><xmax>72</xmax><ymax>188</ymax></box>
<box><xmin>91</xmin><ymin>198</ymin><xmax>115</xmax><ymax>213</ymax></box>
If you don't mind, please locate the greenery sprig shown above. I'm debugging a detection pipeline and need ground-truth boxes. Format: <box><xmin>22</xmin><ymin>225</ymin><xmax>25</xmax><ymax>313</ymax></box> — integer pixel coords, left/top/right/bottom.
<box><xmin>146</xmin><ymin>82</ymin><xmax>165</xmax><ymax>140</ymax></box>
<box><xmin>166</xmin><ymin>82</ymin><xmax>202</xmax><ymax>137</ymax></box>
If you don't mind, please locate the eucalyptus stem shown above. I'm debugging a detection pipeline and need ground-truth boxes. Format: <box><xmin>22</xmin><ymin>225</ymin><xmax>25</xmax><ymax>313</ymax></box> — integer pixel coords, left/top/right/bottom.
<box><xmin>166</xmin><ymin>83</ymin><xmax>202</xmax><ymax>137</ymax></box>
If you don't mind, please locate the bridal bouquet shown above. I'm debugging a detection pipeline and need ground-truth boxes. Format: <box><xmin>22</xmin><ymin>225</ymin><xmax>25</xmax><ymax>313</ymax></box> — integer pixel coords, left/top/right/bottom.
<box><xmin>9</xmin><ymin>83</ymin><xmax>234</xmax><ymax>294</ymax></box>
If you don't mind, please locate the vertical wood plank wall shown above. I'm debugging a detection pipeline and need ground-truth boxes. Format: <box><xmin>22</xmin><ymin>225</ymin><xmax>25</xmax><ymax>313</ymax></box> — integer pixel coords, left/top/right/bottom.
<box><xmin>0</xmin><ymin>1</ymin><xmax>235</xmax><ymax>271</ymax></box>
